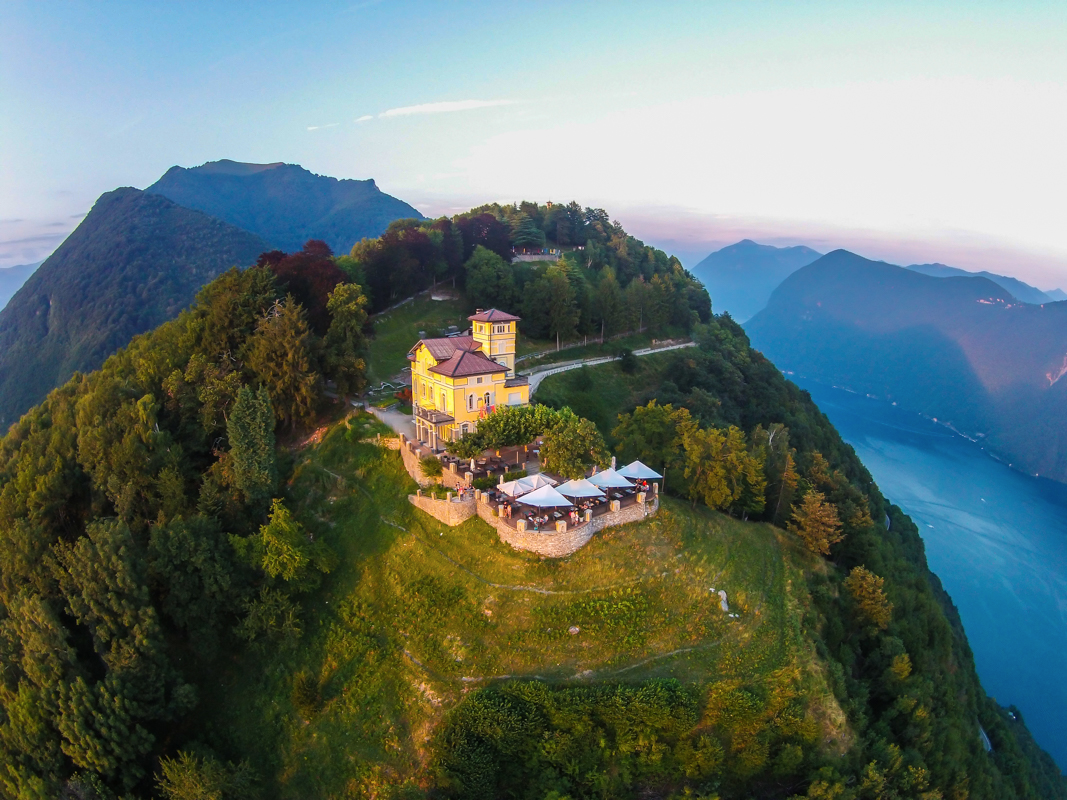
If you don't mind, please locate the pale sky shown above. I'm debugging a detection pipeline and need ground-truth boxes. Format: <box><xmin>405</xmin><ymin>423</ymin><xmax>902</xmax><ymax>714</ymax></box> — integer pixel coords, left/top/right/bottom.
<box><xmin>3</xmin><ymin>1</ymin><xmax>1066</xmax><ymax>286</ymax></box>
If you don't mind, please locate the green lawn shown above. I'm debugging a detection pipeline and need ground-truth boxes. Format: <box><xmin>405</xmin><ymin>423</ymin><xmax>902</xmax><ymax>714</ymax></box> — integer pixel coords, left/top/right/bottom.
<box><xmin>533</xmin><ymin>351</ymin><xmax>679</xmax><ymax>440</ymax></box>
<box><xmin>365</xmin><ymin>295</ymin><xmax>470</xmax><ymax>384</ymax></box>
<box><xmin>205</xmin><ymin>414</ymin><xmax>848</xmax><ymax>798</ymax></box>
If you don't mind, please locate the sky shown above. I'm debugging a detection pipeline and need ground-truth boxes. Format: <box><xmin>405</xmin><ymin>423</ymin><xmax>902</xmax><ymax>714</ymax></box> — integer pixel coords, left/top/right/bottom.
<box><xmin>3</xmin><ymin>1</ymin><xmax>1067</xmax><ymax>286</ymax></box>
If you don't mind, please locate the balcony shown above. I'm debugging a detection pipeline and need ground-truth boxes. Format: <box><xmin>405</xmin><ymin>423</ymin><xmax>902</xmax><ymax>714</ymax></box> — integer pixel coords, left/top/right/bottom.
<box><xmin>415</xmin><ymin>405</ymin><xmax>454</xmax><ymax>425</ymax></box>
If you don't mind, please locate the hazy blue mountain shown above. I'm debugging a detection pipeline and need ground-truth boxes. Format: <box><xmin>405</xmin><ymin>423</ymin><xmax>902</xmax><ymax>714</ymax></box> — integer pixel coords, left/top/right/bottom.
<box><xmin>0</xmin><ymin>187</ymin><xmax>269</xmax><ymax>425</ymax></box>
<box><xmin>691</xmin><ymin>239</ymin><xmax>821</xmax><ymax>321</ymax></box>
<box><xmin>746</xmin><ymin>249</ymin><xmax>1067</xmax><ymax>482</ymax></box>
<box><xmin>147</xmin><ymin>159</ymin><xmax>424</xmax><ymax>255</ymax></box>
<box><xmin>0</xmin><ymin>261</ymin><xmax>42</xmax><ymax>310</ymax></box>
<box><xmin>1047</xmin><ymin>288</ymin><xmax>1067</xmax><ymax>302</ymax></box>
<box><xmin>907</xmin><ymin>262</ymin><xmax>1053</xmax><ymax>304</ymax></box>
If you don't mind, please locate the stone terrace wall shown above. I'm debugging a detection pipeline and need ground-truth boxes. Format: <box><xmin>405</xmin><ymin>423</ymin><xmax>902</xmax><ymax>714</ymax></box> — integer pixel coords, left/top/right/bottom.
<box><xmin>408</xmin><ymin>492</ymin><xmax>476</xmax><ymax>526</ymax></box>
<box><xmin>476</xmin><ymin>495</ymin><xmax>659</xmax><ymax>558</ymax></box>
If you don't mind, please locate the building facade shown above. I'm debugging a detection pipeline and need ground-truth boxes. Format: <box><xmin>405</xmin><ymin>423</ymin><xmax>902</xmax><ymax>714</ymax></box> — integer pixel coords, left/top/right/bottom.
<box><xmin>408</xmin><ymin>309</ymin><xmax>530</xmax><ymax>450</ymax></box>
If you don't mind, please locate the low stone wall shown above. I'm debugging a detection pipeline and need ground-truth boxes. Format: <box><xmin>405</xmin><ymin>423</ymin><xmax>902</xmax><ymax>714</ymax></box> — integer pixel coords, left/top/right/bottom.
<box><xmin>476</xmin><ymin>495</ymin><xmax>659</xmax><ymax>558</ymax></box>
<box><xmin>408</xmin><ymin>492</ymin><xmax>476</xmax><ymax>526</ymax></box>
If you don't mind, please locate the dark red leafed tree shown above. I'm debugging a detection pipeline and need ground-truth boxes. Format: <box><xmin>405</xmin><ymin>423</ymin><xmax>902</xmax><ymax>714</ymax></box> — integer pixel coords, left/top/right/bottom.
<box><xmin>262</xmin><ymin>241</ymin><xmax>345</xmax><ymax>334</ymax></box>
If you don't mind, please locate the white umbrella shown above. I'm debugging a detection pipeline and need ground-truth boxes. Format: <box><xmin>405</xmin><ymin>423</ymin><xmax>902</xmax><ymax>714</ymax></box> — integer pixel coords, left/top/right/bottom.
<box><xmin>518</xmin><ymin>485</ymin><xmax>573</xmax><ymax>507</ymax></box>
<box><xmin>587</xmin><ymin>467</ymin><xmax>634</xmax><ymax>489</ymax></box>
<box><xmin>516</xmin><ymin>474</ymin><xmax>557</xmax><ymax>492</ymax></box>
<box><xmin>498</xmin><ymin>479</ymin><xmax>531</xmax><ymax>498</ymax></box>
<box><xmin>556</xmin><ymin>478</ymin><xmax>606</xmax><ymax>499</ymax></box>
<box><xmin>617</xmin><ymin>460</ymin><xmax>663</xmax><ymax>480</ymax></box>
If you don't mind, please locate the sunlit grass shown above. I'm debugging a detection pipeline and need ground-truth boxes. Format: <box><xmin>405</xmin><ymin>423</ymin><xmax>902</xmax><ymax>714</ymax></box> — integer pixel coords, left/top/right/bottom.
<box><xmin>208</xmin><ymin>415</ymin><xmax>842</xmax><ymax>798</ymax></box>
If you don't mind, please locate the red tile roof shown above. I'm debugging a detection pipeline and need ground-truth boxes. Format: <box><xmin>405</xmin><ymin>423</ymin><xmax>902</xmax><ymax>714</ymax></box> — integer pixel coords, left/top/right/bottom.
<box><xmin>468</xmin><ymin>308</ymin><xmax>521</xmax><ymax>323</ymax></box>
<box><xmin>409</xmin><ymin>336</ymin><xmax>478</xmax><ymax>361</ymax></box>
<box><xmin>428</xmin><ymin>349</ymin><xmax>508</xmax><ymax>378</ymax></box>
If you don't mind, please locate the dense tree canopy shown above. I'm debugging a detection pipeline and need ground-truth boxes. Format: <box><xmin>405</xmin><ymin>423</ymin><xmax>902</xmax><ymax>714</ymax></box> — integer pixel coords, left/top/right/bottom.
<box><xmin>0</xmin><ymin>257</ymin><xmax>369</xmax><ymax>797</ymax></box>
<box><xmin>345</xmin><ymin>201</ymin><xmax>711</xmax><ymax>345</ymax></box>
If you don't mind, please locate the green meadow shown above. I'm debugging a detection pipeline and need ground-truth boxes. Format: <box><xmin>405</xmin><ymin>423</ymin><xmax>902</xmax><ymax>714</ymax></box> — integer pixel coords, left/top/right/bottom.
<box><xmin>205</xmin><ymin>415</ymin><xmax>849</xmax><ymax>797</ymax></box>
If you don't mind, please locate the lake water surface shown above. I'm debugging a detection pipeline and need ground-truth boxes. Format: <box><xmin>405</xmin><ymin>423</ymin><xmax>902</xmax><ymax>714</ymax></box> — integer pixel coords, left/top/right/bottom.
<box><xmin>792</xmin><ymin>377</ymin><xmax>1067</xmax><ymax>768</ymax></box>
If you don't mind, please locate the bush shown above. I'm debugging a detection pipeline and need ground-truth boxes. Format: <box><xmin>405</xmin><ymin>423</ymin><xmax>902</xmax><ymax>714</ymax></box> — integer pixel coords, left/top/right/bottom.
<box><xmin>420</xmin><ymin>455</ymin><xmax>444</xmax><ymax>478</ymax></box>
<box><xmin>618</xmin><ymin>348</ymin><xmax>638</xmax><ymax>373</ymax></box>
<box><xmin>473</xmin><ymin>470</ymin><xmax>527</xmax><ymax>491</ymax></box>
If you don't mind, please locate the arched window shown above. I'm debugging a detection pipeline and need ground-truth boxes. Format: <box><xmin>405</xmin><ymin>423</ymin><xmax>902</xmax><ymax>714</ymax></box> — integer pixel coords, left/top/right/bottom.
<box><xmin>468</xmin><ymin>394</ymin><xmax>474</xmax><ymax>411</ymax></box>
<box><xmin>484</xmin><ymin>392</ymin><xmax>490</xmax><ymax>408</ymax></box>
<box><xmin>440</xmin><ymin>392</ymin><xmax>446</xmax><ymax>409</ymax></box>
<box><xmin>461</xmin><ymin>423</ymin><xmax>469</xmax><ymax>434</ymax></box>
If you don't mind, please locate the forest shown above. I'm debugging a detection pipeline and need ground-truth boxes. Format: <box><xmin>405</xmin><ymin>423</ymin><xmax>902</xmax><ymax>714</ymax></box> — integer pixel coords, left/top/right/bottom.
<box><xmin>0</xmin><ymin>199</ymin><xmax>1061</xmax><ymax>799</ymax></box>
<box><xmin>346</xmin><ymin>201</ymin><xmax>711</xmax><ymax>344</ymax></box>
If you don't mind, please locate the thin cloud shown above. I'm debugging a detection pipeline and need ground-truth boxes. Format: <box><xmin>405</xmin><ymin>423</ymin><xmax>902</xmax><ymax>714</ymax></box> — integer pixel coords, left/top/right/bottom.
<box><xmin>355</xmin><ymin>115</ymin><xmax>373</xmax><ymax>123</ymax></box>
<box><xmin>378</xmin><ymin>99</ymin><xmax>516</xmax><ymax>118</ymax></box>
<box><xmin>307</xmin><ymin>122</ymin><xmax>340</xmax><ymax>131</ymax></box>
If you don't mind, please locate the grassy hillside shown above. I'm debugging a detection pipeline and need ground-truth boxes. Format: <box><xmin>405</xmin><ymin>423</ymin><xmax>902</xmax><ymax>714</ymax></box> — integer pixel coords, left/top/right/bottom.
<box><xmin>0</xmin><ymin>187</ymin><xmax>269</xmax><ymax>426</ymax></box>
<box><xmin>204</xmin><ymin>417</ymin><xmax>848</xmax><ymax>798</ymax></box>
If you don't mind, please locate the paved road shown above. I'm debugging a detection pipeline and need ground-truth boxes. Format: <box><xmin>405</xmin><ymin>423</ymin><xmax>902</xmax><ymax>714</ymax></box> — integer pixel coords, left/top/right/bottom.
<box><xmin>365</xmin><ymin>405</ymin><xmax>417</xmax><ymax>439</ymax></box>
<box><xmin>523</xmin><ymin>340</ymin><xmax>697</xmax><ymax>395</ymax></box>
<box><xmin>361</xmin><ymin>339</ymin><xmax>697</xmax><ymax>436</ymax></box>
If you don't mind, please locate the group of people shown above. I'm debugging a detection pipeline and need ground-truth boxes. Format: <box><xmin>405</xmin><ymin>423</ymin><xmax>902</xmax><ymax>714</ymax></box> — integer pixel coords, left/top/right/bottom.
<box><xmin>500</xmin><ymin>502</ymin><xmax>514</xmax><ymax>519</ymax></box>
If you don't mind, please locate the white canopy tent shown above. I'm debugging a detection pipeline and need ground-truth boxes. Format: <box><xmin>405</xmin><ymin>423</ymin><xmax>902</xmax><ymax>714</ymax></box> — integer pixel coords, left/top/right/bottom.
<box><xmin>555</xmin><ymin>478</ymin><xmax>606</xmax><ymax>499</ymax></box>
<box><xmin>517</xmin><ymin>485</ymin><xmax>573</xmax><ymax>508</ymax></box>
<box><xmin>496</xmin><ymin>473</ymin><xmax>558</xmax><ymax>498</ymax></box>
<box><xmin>617</xmin><ymin>460</ymin><xmax>663</xmax><ymax>480</ymax></box>
<box><xmin>587</xmin><ymin>468</ymin><xmax>634</xmax><ymax>489</ymax></box>
<box><xmin>520</xmin><ymin>474</ymin><xmax>557</xmax><ymax>490</ymax></box>
<box><xmin>497</xmin><ymin>479</ymin><xmax>530</xmax><ymax>498</ymax></box>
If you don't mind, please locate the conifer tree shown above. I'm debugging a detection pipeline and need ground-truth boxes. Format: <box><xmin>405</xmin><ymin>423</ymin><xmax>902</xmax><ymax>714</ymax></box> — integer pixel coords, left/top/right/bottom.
<box><xmin>324</xmin><ymin>282</ymin><xmax>369</xmax><ymax>397</ymax></box>
<box><xmin>245</xmin><ymin>297</ymin><xmax>319</xmax><ymax>430</ymax></box>
<box><xmin>845</xmin><ymin>566</ymin><xmax>893</xmax><ymax>630</ymax></box>
<box><xmin>227</xmin><ymin>386</ymin><xmax>276</xmax><ymax>506</ymax></box>
<box><xmin>788</xmin><ymin>490</ymin><xmax>844</xmax><ymax>555</ymax></box>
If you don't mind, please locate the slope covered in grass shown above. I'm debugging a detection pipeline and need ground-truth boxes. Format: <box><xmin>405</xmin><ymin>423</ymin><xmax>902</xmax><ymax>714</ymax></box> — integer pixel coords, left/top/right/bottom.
<box><xmin>206</xmin><ymin>418</ymin><xmax>848</xmax><ymax>797</ymax></box>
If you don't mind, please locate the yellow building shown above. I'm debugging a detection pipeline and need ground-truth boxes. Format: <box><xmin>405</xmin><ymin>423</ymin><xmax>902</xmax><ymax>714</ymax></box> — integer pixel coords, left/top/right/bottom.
<box><xmin>408</xmin><ymin>309</ymin><xmax>530</xmax><ymax>450</ymax></box>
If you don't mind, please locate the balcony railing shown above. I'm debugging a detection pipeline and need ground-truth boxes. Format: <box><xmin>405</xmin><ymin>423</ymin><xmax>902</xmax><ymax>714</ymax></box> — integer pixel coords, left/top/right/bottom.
<box><xmin>414</xmin><ymin>405</ymin><xmax>454</xmax><ymax>425</ymax></box>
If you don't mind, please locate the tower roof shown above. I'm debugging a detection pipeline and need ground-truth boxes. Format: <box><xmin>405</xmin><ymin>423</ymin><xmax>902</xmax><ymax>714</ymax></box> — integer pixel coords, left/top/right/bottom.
<box><xmin>468</xmin><ymin>308</ymin><xmax>521</xmax><ymax>323</ymax></box>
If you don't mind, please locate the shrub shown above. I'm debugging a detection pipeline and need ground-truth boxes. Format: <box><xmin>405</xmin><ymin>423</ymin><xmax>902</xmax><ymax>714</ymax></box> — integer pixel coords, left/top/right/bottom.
<box><xmin>473</xmin><ymin>469</ymin><xmax>526</xmax><ymax>491</ymax></box>
<box><xmin>420</xmin><ymin>455</ymin><xmax>444</xmax><ymax>479</ymax></box>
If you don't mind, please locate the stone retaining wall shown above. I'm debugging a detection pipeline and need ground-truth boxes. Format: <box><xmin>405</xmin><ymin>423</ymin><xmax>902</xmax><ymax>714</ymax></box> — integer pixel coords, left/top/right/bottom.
<box><xmin>475</xmin><ymin>495</ymin><xmax>659</xmax><ymax>558</ymax></box>
<box><xmin>408</xmin><ymin>492</ymin><xmax>476</xmax><ymax>526</ymax></box>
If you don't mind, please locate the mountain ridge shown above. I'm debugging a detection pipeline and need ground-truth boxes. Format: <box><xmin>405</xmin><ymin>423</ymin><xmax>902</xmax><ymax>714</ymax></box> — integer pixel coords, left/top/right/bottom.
<box><xmin>745</xmin><ymin>249</ymin><xmax>1067</xmax><ymax>481</ymax></box>
<box><xmin>906</xmin><ymin>261</ymin><xmax>1056</xmax><ymax>304</ymax></box>
<box><xmin>147</xmin><ymin>159</ymin><xmax>424</xmax><ymax>254</ymax></box>
<box><xmin>0</xmin><ymin>187</ymin><xmax>270</xmax><ymax>425</ymax></box>
<box><xmin>690</xmin><ymin>239</ymin><xmax>823</xmax><ymax>321</ymax></box>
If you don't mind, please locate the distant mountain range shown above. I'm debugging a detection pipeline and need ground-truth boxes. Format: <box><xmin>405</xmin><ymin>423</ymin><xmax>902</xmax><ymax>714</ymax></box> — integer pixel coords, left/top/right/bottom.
<box><xmin>690</xmin><ymin>239</ymin><xmax>822</xmax><ymax>321</ymax></box>
<box><xmin>0</xmin><ymin>160</ymin><xmax>421</xmax><ymax>426</ymax></box>
<box><xmin>147</xmin><ymin>159</ymin><xmax>423</xmax><ymax>254</ymax></box>
<box><xmin>693</xmin><ymin>240</ymin><xmax>1064</xmax><ymax>321</ymax></box>
<box><xmin>745</xmin><ymin>249</ymin><xmax>1067</xmax><ymax>482</ymax></box>
<box><xmin>0</xmin><ymin>188</ymin><xmax>270</xmax><ymax>425</ymax></box>
<box><xmin>905</xmin><ymin>262</ymin><xmax>1058</xmax><ymax>305</ymax></box>
<box><xmin>0</xmin><ymin>261</ymin><xmax>42</xmax><ymax>311</ymax></box>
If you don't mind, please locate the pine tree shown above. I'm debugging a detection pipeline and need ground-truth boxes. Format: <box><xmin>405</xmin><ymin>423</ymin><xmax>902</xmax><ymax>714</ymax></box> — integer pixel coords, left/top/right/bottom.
<box><xmin>227</xmin><ymin>386</ymin><xmax>276</xmax><ymax>506</ymax></box>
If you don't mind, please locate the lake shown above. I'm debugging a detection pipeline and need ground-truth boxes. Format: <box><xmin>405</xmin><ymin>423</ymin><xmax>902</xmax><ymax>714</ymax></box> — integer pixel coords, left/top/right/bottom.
<box><xmin>792</xmin><ymin>377</ymin><xmax>1067</xmax><ymax>769</ymax></box>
